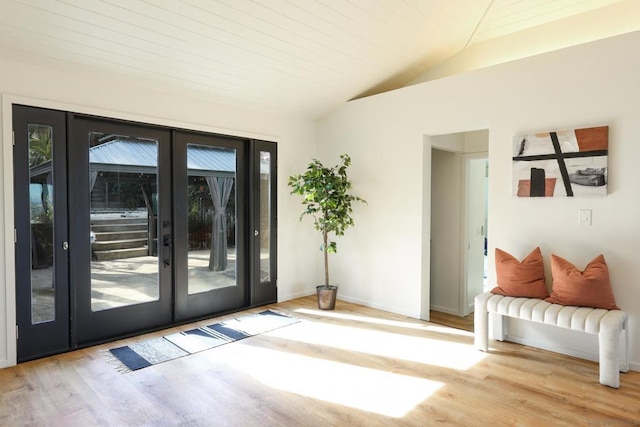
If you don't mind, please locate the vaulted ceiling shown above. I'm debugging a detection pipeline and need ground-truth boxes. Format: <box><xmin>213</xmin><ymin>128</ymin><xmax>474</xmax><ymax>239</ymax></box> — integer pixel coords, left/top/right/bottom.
<box><xmin>0</xmin><ymin>0</ymin><xmax>636</xmax><ymax>119</ymax></box>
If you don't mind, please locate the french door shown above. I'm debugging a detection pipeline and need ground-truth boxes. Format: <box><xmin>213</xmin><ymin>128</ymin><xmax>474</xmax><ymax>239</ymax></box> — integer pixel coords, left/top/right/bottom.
<box><xmin>14</xmin><ymin>106</ymin><xmax>277</xmax><ymax>361</ymax></box>
<box><xmin>69</xmin><ymin>116</ymin><xmax>174</xmax><ymax>344</ymax></box>
<box><xmin>13</xmin><ymin>106</ymin><xmax>70</xmax><ymax>361</ymax></box>
<box><xmin>173</xmin><ymin>131</ymin><xmax>248</xmax><ymax>320</ymax></box>
<box><xmin>250</xmin><ymin>140</ymin><xmax>278</xmax><ymax>306</ymax></box>
<box><xmin>171</xmin><ymin>134</ymin><xmax>278</xmax><ymax>319</ymax></box>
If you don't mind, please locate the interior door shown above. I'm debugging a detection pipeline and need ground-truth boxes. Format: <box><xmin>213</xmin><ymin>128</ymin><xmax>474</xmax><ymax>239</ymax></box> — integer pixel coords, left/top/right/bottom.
<box><xmin>13</xmin><ymin>105</ymin><xmax>70</xmax><ymax>362</ymax></box>
<box><xmin>69</xmin><ymin>116</ymin><xmax>173</xmax><ymax>345</ymax></box>
<box><xmin>173</xmin><ymin>131</ymin><xmax>248</xmax><ymax>320</ymax></box>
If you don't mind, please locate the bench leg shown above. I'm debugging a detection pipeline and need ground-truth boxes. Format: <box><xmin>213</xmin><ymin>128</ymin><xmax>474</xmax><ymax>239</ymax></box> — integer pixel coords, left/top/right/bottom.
<box><xmin>621</xmin><ymin>318</ymin><xmax>630</xmax><ymax>373</ymax></box>
<box><xmin>474</xmin><ymin>309</ymin><xmax>488</xmax><ymax>351</ymax></box>
<box><xmin>495</xmin><ymin>314</ymin><xmax>506</xmax><ymax>342</ymax></box>
<box><xmin>474</xmin><ymin>293</ymin><xmax>492</xmax><ymax>352</ymax></box>
<box><xmin>599</xmin><ymin>323</ymin><xmax>621</xmax><ymax>388</ymax></box>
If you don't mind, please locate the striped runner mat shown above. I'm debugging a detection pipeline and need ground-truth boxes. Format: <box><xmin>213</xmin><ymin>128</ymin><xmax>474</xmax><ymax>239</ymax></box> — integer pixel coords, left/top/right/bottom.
<box><xmin>106</xmin><ymin>310</ymin><xmax>299</xmax><ymax>372</ymax></box>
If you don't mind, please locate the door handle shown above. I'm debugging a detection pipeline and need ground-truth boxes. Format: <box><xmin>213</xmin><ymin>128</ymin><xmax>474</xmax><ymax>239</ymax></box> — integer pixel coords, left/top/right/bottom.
<box><xmin>163</xmin><ymin>234</ymin><xmax>172</xmax><ymax>267</ymax></box>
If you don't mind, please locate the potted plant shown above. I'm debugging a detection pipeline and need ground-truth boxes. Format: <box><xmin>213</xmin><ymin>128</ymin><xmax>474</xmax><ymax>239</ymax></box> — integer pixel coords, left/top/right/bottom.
<box><xmin>288</xmin><ymin>154</ymin><xmax>366</xmax><ymax>310</ymax></box>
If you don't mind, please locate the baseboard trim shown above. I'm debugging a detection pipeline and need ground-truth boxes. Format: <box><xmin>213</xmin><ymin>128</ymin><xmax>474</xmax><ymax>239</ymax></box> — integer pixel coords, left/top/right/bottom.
<box><xmin>505</xmin><ymin>334</ymin><xmax>640</xmax><ymax>372</ymax></box>
<box><xmin>337</xmin><ymin>294</ymin><xmax>421</xmax><ymax>319</ymax></box>
<box><xmin>429</xmin><ymin>305</ymin><xmax>460</xmax><ymax>316</ymax></box>
<box><xmin>277</xmin><ymin>289</ymin><xmax>315</xmax><ymax>302</ymax></box>
<box><xmin>506</xmin><ymin>334</ymin><xmax>639</xmax><ymax>373</ymax></box>
<box><xmin>505</xmin><ymin>334</ymin><xmax>598</xmax><ymax>363</ymax></box>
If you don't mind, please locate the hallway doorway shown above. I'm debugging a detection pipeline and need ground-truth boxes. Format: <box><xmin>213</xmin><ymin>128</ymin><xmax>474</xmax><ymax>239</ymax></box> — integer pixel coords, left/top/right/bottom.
<box><xmin>429</xmin><ymin>129</ymin><xmax>488</xmax><ymax>330</ymax></box>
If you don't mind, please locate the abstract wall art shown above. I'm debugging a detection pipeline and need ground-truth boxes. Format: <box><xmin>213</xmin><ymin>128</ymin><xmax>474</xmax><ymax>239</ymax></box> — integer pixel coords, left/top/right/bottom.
<box><xmin>513</xmin><ymin>126</ymin><xmax>608</xmax><ymax>197</ymax></box>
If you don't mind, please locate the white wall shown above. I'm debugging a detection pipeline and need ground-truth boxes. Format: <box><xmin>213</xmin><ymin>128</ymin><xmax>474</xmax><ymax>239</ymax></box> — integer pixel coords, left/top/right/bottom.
<box><xmin>464</xmin><ymin>130</ymin><xmax>489</xmax><ymax>154</ymax></box>
<box><xmin>318</xmin><ymin>30</ymin><xmax>640</xmax><ymax>370</ymax></box>
<box><xmin>430</xmin><ymin>148</ymin><xmax>462</xmax><ymax>315</ymax></box>
<box><xmin>0</xmin><ymin>58</ymin><xmax>318</xmax><ymax>368</ymax></box>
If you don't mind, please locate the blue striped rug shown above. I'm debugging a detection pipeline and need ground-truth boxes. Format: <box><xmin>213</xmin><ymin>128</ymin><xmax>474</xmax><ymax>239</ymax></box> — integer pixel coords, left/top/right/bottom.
<box><xmin>107</xmin><ymin>310</ymin><xmax>299</xmax><ymax>372</ymax></box>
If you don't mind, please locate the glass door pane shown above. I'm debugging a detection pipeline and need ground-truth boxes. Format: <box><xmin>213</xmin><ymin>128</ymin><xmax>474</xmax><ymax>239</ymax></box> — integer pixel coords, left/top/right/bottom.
<box><xmin>29</xmin><ymin>124</ymin><xmax>55</xmax><ymax>323</ymax></box>
<box><xmin>186</xmin><ymin>144</ymin><xmax>237</xmax><ymax>294</ymax></box>
<box><xmin>88</xmin><ymin>133</ymin><xmax>160</xmax><ymax>311</ymax></box>
<box><xmin>258</xmin><ymin>150</ymin><xmax>272</xmax><ymax>284</ymax></box>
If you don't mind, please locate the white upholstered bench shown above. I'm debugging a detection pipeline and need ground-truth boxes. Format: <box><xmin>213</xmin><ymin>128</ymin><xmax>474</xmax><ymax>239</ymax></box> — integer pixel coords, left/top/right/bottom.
<box><xmin>474</xmin><ymin>291</ymin><xmax>629</xmax><ymax>388</ymax></box>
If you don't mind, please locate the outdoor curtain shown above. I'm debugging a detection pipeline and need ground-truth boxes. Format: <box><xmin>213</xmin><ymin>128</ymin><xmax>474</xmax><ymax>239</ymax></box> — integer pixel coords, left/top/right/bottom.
<box><xmin>89</xmin><ymin>170</ymin><xmax>98</xmax><ymax>193</ymax></box>
<box><xmin>139</xmin><ymin>182</ymin><xmax>157</xmax><ymax>257</ymax></box>
<box><xmin>206</xmin><ymin>176</ymin><xmax>234</xmax><ymax>271</ymax></box>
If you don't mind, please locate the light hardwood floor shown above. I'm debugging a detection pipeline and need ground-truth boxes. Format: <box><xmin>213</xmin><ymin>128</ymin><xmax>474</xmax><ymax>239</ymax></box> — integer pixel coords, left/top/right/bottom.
<box><xmin>429</xmin><ymin>310</ymin><xmax>474</xmax><ymax>333</ymax></box>
<box><xmin>1</xmin><ymin>296</ymin><xmax>639</xmax><ymax>426</ymax></box>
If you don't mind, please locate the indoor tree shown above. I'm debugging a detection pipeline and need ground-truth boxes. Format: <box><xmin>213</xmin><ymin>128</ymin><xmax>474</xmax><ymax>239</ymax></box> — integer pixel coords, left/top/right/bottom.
<box><xmin>288</xmin><ymin>154</ymin><xmax>366</xmax><ymax>292</ymax></box>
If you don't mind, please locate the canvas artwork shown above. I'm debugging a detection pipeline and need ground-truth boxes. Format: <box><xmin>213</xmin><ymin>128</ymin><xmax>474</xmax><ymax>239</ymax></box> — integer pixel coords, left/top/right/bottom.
<box><xmin>513</xmin><ymin>126</ymin><xmax>608</xmax><ymax>197</ymax></box>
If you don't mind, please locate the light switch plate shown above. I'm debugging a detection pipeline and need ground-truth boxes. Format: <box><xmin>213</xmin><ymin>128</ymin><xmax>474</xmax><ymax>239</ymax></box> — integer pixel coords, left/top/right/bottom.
<box><xmin>579</xmin><ymin>209</ymin><xmax>592</xmax><ymax>226</ymax></box>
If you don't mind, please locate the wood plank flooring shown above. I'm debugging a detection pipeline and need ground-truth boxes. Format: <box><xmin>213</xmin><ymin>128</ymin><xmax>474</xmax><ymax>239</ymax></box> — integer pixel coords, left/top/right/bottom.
<box><xmin>429</xmin><ymin>310</ymin><xmax>474</xmax><ymax>332</ymax></box>
<box><xmin>1</xmin><ymin>296</ymin><xmax>638</xmax><ymax>426</ymax></box>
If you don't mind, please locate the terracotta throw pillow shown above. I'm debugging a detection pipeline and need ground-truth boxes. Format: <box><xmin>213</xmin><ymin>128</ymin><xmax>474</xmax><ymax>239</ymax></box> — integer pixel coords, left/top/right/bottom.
<box><xmin>491</xmin><ymin>247</ymin><xmax>548</xmax><ymax>298</ymax></box>
<box><xmin>545</xmin><ymin>254</ymin><xmax>618</xmax><ymax>309</ymax></box>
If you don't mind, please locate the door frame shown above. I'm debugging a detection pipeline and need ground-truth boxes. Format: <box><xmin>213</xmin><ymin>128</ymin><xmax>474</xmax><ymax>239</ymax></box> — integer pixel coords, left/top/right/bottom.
<box><xmin>1</xmin><ymin>96</ymin><xmax>279</xmax><ymax>367</ymax></box>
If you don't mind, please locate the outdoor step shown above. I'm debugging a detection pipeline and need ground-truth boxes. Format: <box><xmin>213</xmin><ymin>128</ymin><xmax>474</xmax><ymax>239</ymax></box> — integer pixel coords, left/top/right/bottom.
<box><xmin>91</xmin><ymin>223</ymin><xmax>148</xmax><ymax>233</ymax></box>
<box><xmin>93</xmin><ymin>247</ymin><xmax>150</xmax><ymax>261</ymax></box>
<box><xmin>93</xmin><ymin>230</ymin><xmax>148</xmax><ymax>242</ymax></box>
<box><xmin>92</xmin><ymin>238</ymin><xmax>147</xmax><ymax>251</ymax></box>
<box><xmin>91</xmin><ymin>218</ymin><xmax>148</xmax><ymax>226</ymax></box>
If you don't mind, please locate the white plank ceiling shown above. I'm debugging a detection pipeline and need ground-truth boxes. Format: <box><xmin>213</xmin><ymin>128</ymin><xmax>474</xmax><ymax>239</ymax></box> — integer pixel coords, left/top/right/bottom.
<box><xmin>0</xmin><ymin>0</ymin><xmax>632</xmax><ymax>118</ymax></box>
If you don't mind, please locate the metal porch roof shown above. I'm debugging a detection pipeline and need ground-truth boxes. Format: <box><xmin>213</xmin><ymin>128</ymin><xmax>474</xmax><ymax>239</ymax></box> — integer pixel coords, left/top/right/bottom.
<box><xmin>90</xmin><ymin>139</ymin><xmax>236</xmax><ymax>173</ymax></box>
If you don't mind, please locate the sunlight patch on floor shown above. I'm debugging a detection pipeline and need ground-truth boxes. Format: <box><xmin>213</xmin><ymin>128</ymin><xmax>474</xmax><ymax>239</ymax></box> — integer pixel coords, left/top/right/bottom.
<box><xmin>90</xmin><ymin>286</ymin><xmax>158</xmax><ymax>310</ymax></box>
<box><xmin>294</xmin><ymin>308</ymin><xmax>473</xmax><ymax>337</ymax></box>
<box><xmin>221</xmin><ymin>343</ymin><xmax>443</xmax><ymax>418</ymax></box>
<box><xmin>268</xmin><ymin>320</ymin><xmax>485</xmax><ymax>371</ymax></box>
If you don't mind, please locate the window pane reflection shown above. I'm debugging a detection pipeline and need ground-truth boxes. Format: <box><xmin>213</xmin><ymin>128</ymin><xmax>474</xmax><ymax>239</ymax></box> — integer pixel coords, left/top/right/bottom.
<box><xmin>29</xmin><ymin>124</ymin><xmax>55</xmax><ymax>324</ymax></box>
<box><xmin>187</xmin><ymin>144</ymin><xmax>237</xmax><ymax>294</ymax></box>
<box><xmin>89</xmin><ymin>133</ymin><xmax>160</xmax><ymax>311</ymax></box>
<box><xmin>259</xmin><ymin>151</ymin><xmax>271</xmax><ymax>283</ymax></box>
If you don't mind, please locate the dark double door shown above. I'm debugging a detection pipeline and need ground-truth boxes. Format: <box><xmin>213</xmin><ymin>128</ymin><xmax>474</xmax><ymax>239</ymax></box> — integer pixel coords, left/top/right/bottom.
<box><xmin>13</xmin><ymin>106</ymin><xmax>277</xmax><ymax>362</ymax></box>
